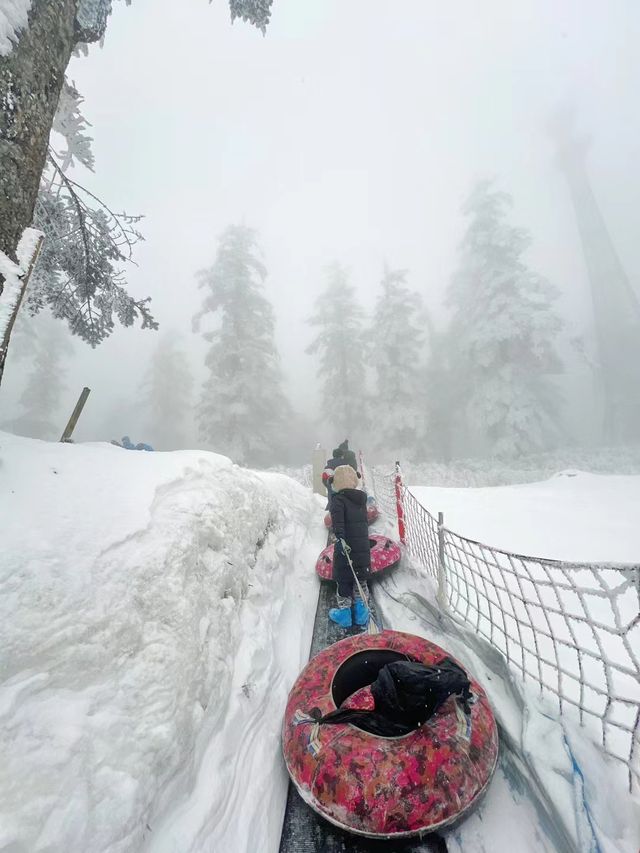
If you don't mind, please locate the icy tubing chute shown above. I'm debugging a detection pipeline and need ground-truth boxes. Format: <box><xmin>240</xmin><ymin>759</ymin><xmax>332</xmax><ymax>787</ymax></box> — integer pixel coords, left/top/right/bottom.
<box><xmin>315</xmin><ymin>533</ymin><xmax>401</xmax><ymax>580</ymax></box>
<box><xmin>282</xmin><ymin>631</ymin><xmax>499</xmax><ymax>838</ymax></box>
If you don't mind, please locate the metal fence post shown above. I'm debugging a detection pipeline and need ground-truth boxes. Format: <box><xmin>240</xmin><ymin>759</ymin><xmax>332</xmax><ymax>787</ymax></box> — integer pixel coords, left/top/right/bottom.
<box><xmin>437</xmin><ymin>511</ymin><xmax>448</xmax><ymax>611</ymax></box>
<box><xmin>394</xmin><ymin>460</ymin><xmax>406</xmax><ymax>544</ymax></box>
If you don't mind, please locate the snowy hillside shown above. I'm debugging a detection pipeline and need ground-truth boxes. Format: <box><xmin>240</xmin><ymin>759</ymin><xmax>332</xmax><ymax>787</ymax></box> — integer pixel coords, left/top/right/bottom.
<box><xmin>409</xmin><ymin>470</ymin><xmax>640</xmax><ymax>561</ymax></box>
<box><xmin>0</xmin><ymin>432</ymin><xmax>325</xmax><ymax>853</ymax></box>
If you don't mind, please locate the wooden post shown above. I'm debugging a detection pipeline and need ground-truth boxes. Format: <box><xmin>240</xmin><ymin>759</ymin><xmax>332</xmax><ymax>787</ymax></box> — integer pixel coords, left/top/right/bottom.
<box><xmin>312</xmin><ymin>445</ymin><xmax>327</xmax><ymax>496</ymax></box>
<box><xmin>0</xmin><ymin>234</ymin><xmax>44</xmax><ymax>387</ymax></box>
<box><xmin>394</xmin><ymin>460</ymin><xmax>406</xmax><ymax>544</ymax></box>
<box><xmin>60</xmin><ymin>387</ymin><xmax>91</xmax><ymax>443</ymax></box>
<box><xmin>437</xmin><ymin>511</ymin><xmax>448</xmax><ymax>611</ymax></box>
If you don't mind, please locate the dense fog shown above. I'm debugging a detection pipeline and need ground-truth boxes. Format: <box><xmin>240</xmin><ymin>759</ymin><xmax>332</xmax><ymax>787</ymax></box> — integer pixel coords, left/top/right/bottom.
<box><xmin>2</xmin><ymin>0</ymin><xmax>640</xmax><ymax>467</ymax></box>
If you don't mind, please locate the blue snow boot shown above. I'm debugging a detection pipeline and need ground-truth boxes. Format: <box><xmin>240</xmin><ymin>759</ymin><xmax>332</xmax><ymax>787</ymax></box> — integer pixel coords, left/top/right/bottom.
<box><xmin>329</xmin><ymin>606</ymin><xmax>353</xmax><ymax>628</ymax></box>
<box><xmin>353</xmin><ymin>599</ymin><xmax>370</xmax><ymax>626</ymax></box>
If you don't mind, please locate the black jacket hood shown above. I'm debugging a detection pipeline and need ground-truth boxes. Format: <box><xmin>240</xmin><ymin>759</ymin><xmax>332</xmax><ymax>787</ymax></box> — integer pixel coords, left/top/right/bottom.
<box><xmin>338</xmin><ymin>488</ymin><xmax>367</xmax><ymax>507</ymax></box>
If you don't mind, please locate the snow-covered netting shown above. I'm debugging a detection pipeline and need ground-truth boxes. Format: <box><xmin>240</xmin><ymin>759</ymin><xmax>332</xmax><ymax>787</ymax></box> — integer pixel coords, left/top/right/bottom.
<box><xmin>0</xmin><ymin>432</ymin><xmax>324</xmax><ymax>852</ymax></box>
<box><xmin>371</xmin><ymin>466</ymin><xmax>640</xmax><ymax>791</ymax></box>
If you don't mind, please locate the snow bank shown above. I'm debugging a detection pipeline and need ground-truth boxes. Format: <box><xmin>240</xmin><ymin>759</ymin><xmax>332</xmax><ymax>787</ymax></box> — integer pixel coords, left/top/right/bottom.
<box><xmin>410</xmin><ymin>471</ymin><xmax>640</xmax><ymax>562</ymax></box>
<box><xmin>0</xmin><ymin>0</ymin><xmax>31</xmax><ymax>57</ymax></box>
<box><xmin>0</xmin><ymin>432</ymin><xmax>324</xmax><ymax>852</ymax></box>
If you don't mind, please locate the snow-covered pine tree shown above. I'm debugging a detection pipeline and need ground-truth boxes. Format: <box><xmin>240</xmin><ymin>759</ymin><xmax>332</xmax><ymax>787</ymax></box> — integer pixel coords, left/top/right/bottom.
<box><xmin>20</xmin><ymin>78</ymin><xmax>157</xmax><ymax>348</ymax></box>
<box><xmin>421</xmin><ymin>307</ymin><xmax>455</xmax><ymax>462</ymax></box>
<box><xmin>446</xmin><ymin>181</ymin><xmax>563</xmax><ymax>458</ymax></box>
<box><xmin>369</xmin><ymin>264</ymin><xmax>423</xmax><ymax>456</ymax></box>
<box><xmin>2</xmin><ymin>311</ymin><xmax>73</xmax><ymax>439</ymax></box>
<box><xmin>306</xmin><ymin>263</ymin><xmax>368</xmax><ymax>440</ymax></box>
<box><xmin>139</xmin><ymin>334</ymin><xmax>194</xmax><ymax>450</ymax></box>
<box><xmin>0</xmin><ymin>0</ymin><xmax>273</xmax><ymax>382</ymax></box>
<box><xmin>194</xmin><ymin>224</ymin><xmax>290</xmax><ymax>466</ymax></box>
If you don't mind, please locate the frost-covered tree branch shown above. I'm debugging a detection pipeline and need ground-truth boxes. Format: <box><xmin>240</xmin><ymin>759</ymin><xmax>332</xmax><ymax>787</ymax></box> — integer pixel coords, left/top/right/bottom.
<box><xmin>0</xmin><ymin>0</ymin><xmax>274</xmax><ymax>384</ymax></box>
<box><xmin>29</xmin><ymin>149</ymin><xmax>156</xmax><ymax>346</ymax></box>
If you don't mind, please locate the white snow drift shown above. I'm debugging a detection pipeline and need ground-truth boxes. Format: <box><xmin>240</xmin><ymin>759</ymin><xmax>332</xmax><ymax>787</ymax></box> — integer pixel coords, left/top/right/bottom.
<box><xmin>0</xmin><ymin>431</ymin><xmax>324</xmax><ymax>853</ymax></box>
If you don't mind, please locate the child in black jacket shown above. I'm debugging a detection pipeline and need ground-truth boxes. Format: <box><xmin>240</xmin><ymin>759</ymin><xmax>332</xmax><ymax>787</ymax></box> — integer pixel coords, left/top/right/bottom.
<box><xmin>329</xmin><ymin>465</ymin><xmax>371</xmax><ymax>628</ymax></box>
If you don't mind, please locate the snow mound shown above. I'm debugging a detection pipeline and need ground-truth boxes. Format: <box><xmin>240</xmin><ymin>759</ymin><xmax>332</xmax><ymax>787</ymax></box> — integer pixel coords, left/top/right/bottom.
<box><xmin>0</xmin><ymin>432</ymin><xmax>324</xmax><ymax>852</ymax></box>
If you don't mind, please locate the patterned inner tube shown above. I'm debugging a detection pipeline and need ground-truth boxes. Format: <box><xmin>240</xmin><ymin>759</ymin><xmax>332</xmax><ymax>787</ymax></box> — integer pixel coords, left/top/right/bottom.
<box><xmin>324</xmin><ymin>503</ymin><xmax>380</xmax><ymax>527</ymax></box>
<box><xmin>315</xmin><ymin>534</ymin><xmax>401</xmax><ymax>581</ymax></box>
<box><xmin>282</xmin><ymin>630</ymin><xmax>499</xmax><ymax>838</ymax></box>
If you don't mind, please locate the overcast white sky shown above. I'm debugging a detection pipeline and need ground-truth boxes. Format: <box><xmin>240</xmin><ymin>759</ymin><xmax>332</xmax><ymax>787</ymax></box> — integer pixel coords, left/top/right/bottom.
<box><xmin>11</xmin><ymin>0</ymin><xmax>640</xmax><ymax>444</ymax></box>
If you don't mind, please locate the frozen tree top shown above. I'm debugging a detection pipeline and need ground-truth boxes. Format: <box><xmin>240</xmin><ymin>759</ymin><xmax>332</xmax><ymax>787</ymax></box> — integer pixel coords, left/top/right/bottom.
<box><xmin>0</xmin><ymin>0</ymin><xmax>271</xmax><ymax>58</ymax></box>
<box><xmin>0</xmin><ymin>0</ymin><xmax>32</xmax><ymax>56</ymax></box>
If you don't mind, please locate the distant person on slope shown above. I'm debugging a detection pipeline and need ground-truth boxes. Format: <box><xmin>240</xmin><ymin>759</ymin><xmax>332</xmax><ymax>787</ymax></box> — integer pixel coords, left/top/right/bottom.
<box><xmin>338</xmin><ymin>439</ymin><xmax>358</xmax><ymax>472</ymax></box>
<box><xmin>329</xmin><ymin>464</ymin><xmax>371</xmax><ymax>629</ymax></box>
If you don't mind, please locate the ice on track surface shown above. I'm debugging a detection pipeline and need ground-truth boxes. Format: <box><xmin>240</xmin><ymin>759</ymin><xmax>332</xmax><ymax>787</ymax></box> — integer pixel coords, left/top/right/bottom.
<box><xmin>0</xmin><ymin>431</ymin><xmax>325</xmax><ymax>853</ymax></box>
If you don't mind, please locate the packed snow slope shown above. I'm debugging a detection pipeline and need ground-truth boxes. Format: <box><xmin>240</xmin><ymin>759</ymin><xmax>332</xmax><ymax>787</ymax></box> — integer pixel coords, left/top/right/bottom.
<box><xmin>410</xmin><ymin>470</ymin><xmax>640</xmax><ymax>561</ymax></box>
<box><xmin>0</xmin><ymin>431</ymin><xmax>325</xmax><ymax>853</ymax></box>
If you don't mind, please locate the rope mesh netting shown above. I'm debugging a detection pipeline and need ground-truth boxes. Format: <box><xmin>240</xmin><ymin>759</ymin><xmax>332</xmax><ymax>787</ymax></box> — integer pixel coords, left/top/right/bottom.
<box><xmin>370</xmin><ymin>466</ymin><xmax>640</xmax><ymax>791</ymax></box>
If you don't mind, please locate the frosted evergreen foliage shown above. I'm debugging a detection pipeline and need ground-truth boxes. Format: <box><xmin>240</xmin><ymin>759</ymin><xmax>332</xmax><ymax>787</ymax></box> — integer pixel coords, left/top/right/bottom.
<box><xmin>194</xmin><ymin>225</ymin><xmax>290</xmax><ymax>466</ymax></box>
<box><xmin>30</xmin><ymin>154</ymin><xmax>155</xmax><ymax>345</ymax></box>
<box><xmin>228</xmin><ymin>0</ymin><xmax>273</xmax><ymax>32</ymax></box>
<box><xmin>75</xmin><ymin>0</ymin><xmax>270</xmax><ymax>45</ymax></box>
<box><xmin>307</xmin><ymin>263</ymin><xmax>368</xmax><ymax>438</ymax></box>
<box><xmin>370</xmin><ymin>265</ymin><xmax>423</xmax><ymax>455</ymax></box>
<box><xmin>447</xmin><ymin>181</ymin><xmax>563</xmax><ymax>458</ymax></box>
<box><xmin>52</xmin><ymin>80</ymin><xmax>94</xmax><ymax>172</ymax></box>
<box><xmin>139</xmin><ymin>335</ymin><xmax>194</xmax><ymax>450</ymax></box>
<box><xmin>421</xmin><ymin>308</ymin><xmax>456</xmax><ymax>462</ymax></box>
<box><xmin>2</xmin><ymin>311</ymin><xmax>73</xmax><ymax>439</ymax></box>
<box><xmin>29</xmin><ymin>78</ymin><xmax>155</xmax><ymax>345</ymax></box>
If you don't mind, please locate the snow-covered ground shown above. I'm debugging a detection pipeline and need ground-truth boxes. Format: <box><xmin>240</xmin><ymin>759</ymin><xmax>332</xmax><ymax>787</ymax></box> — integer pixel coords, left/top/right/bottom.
<box><xmin>2</xmin><ymin>435</ymin><xmax>638</xmax><ymax>853</ymax></box>
<box><xmin>0</xmin><ymin>431</ymin><xmax>325</xmax><ymax>853</ymax></box>
<box><xmin>409</xmin><ymin>471</ymin><xmax>640</xmax><ymax>562</ymax></box>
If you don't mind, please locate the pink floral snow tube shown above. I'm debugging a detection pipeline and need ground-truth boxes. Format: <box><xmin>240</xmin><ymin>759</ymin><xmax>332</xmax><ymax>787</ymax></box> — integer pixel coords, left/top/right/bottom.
<box><xmin>324</xmin><ymin>503</ymin><xmax>380</xmax><ymax>527</ymax></box>
<box><xmin>282</xmin><ymin>630</ymin><xmax>499</xmax><ymax>838</ymax></box>
<box><xmin>315</xmin><ymin>534</ymin><xmax>401</xmax><ymax>581</ymax></box>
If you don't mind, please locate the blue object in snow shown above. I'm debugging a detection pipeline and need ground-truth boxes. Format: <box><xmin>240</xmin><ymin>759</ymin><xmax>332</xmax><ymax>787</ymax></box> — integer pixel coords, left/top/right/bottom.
<box><xmin>113</xmin><ymin>436</ymin><xmax>154</xmax><ymax>452</ymax></box>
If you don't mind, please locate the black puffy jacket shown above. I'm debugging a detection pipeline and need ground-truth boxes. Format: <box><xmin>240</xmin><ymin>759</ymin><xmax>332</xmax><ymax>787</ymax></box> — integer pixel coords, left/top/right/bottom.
<box><xmin>330</xmin><ymin>488</ymin><xmax>371</xmax><ymax>583</ymax></box>
<box><xmin>338</xmin><ymin>441</ymin><xmax>359</xmax><ymax>472</ymax></box>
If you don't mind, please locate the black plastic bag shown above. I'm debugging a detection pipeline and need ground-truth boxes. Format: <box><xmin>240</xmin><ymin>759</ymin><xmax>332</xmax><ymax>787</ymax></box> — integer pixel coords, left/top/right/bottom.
<box><xmin>311</xmin><ymin>657</ymin><xmax>472</xmax><ymax>736</ymax></box>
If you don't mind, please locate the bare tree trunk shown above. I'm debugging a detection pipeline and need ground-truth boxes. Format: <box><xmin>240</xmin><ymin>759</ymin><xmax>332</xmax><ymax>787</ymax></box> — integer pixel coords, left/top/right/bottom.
<box><xmin>0</xmin><ymin>0</ymin><xmax>77</xmax><ymax>277</ymax></box>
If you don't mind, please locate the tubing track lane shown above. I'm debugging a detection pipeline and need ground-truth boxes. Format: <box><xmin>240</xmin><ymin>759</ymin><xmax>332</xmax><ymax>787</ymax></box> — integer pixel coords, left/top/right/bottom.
<box><xmin>278</xmin><ymin>547</ymin><xmax>448</xmax><ymax>853</ymax></box>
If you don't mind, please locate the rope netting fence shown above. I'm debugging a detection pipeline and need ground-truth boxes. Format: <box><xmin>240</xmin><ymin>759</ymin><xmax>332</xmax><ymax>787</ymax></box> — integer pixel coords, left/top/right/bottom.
<box><xmin>369</xmin><ymin>463</ymin><xmax>640</xmax><ymax>791</ymax></box>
